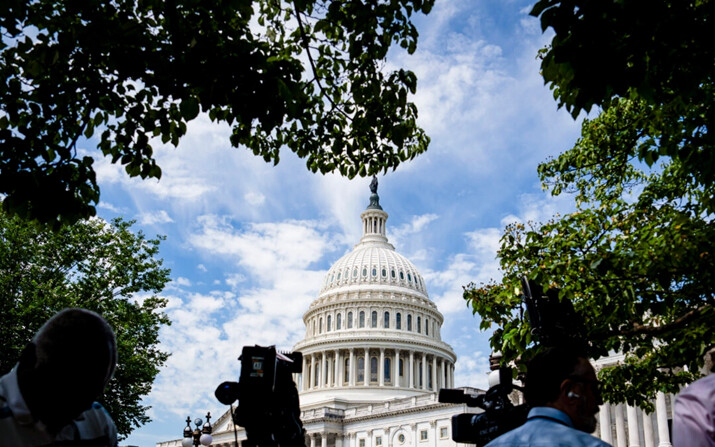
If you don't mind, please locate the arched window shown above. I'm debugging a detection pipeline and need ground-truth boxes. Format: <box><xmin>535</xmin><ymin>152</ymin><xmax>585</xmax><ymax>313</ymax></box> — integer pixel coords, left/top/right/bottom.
<box><xmin>384</xmin><ymin>311</ymin><xmax>390</xmax><ymax>328</ymax></box>
<box><xmin>371</xmin><ymin>311</ymin><xmax>378</xmax><ymax>328</ymax></box>
<box><xmin>425</xmin><ymin>318</ymin><xmax>429</xmax><ymax>335</ymax></box>
<box><xmin>396</xmin><ymin>313</ymin><xmax>402</xmax><ymax>330</ymax></box>
<box><xmin>319</xmin><ymin>317</ymin><xmax>323</xmax><ymax>334</ymax></box>
<box><xmin>344</xmin><ymin>358</ymin><xmax>350</xmax><ymax>383</ymax></box>
<box><xmin>419</xmin><ymin>362</ymin><xmax>423</xmax><ymax>387</ymax></box>
<box><xmin>382</xmin><ymin>268</ymin><xmax>387</xmax><ymax>277</ymax></box>
<box><xmin>391</xmin><ymin>269</ymin><xmax>396</xmax><ymax>279</ymax></box>
<box><xmin>370</xmin><ymin>357</ymin><xmax>378</xmax><ymax>382</ymax></box>
<box><xmin>327</xmin><ymin>315</ymin><xmax>332</xmax><ymax>332</ymax></box>
<box><xmin>428</xmin><ymin>365</ymin><xmax>433</xmax><ymax>389</ymax></box>
<box><xmin>348</xmin><ymin>312</ymin><xmax>353</xmax><ymax>329</ymax></box>
<box><xmin>359</xmin><ymin>311</ymin><xmax>365</xmax><ymax>328</ymax></box>
<box><xmin>372</xmin><ymin>268</ymin><xmax>377</xmax><ymax>276</ymax></box>
<box><xmin>417</xmin><ymin>316</ymin><xmax>421</xmax><ymax>333</ymax></box>
<box><xmin>362</xmin><ymin>267</ymin><xmax>367</xmax><ymax>277</ymax></box>
<box><xmin>384</xmin><ymin>358</ymin><xmax>391</xmax><ymax>382</ymax></box>
<box><xmin>357</xmin><ymin>357</ymin><xmax>365</xmax><ymax>383</ymax></box>
<box><xmin>400</xmin><ymin>271</ymin><xmax>404</xmax><ymax>280</ymax></box>
<box><xmin>407</xmin><ymin>315</ymin><xmax>412</xmax><ymax>331</ymax></box>
<box><xmin>337</xmin><ymin>313</ymin><xmax>342</xmax><ymax>330</ymax></box>
<box><xmin>399</xmin><ymin>359</ymin><xmax>404</xmax><ymax>376</ymax></box>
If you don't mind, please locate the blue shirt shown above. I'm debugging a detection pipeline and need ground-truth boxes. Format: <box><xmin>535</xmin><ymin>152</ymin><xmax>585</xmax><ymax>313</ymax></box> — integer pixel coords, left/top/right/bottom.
<box><xmin>484</xmin><ymin>407</ymin><xmax>612</xmax><ymax>447</ymax></box>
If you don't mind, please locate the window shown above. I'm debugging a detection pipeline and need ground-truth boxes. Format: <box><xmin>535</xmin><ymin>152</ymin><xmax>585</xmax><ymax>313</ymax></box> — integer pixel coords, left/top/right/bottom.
<box><xmin>428</xmin><ymin>365</ymin><xmax>433</xmax><ymax>389</ymax></box>
<box><xmin>344</xmin><ymin>358</ymin><xmax>350</xmax><ymax>383</ymax></box>
<box><xmin>371</xmin><ymin>311</ymin><xmax>378</xmax><ymax>328</ymax></box>
<box><xmin>417</xmin><ymin>316</ymin><xmax>421</xmax><ymax>333</ymax></box>
<box><xmin>391</xmin><ymin>269</ymin><xmax>396</xmax><ymax>278</ymax></box>
<box><xmin>337</xmin><ymin>313</ymin><xmax>342</xmax><ymax>330</ymax></box>
<box><xmin>359</xmin><ymin>440</ymin><xmax>365</xmax><ymax>447</ymax></box>
<box><xmin>396</xmin><ymin>313</ymin><xmax>402</xmax><ymax>329</ymax></box>
<box><xmin>384</xmin><ymin>358</ymin><xmax>391</xmax><ymax>382</ymax></box>
<box><xmin>353</xmin><ymin>268</ymin><xmax>358</xmax><ymax>278</ymax></box>
<box><xmin>425</xmin><ymin>318</ymin><xmax>428</xmax><ymax>335</ymax></box>
<box><xmin>314</xmin><ymin>364</ymin><xmax>319</xmax><ymax>386</ymax></box>
<box><xmin>358</xmin><ymin>357</ymin><xmax>365</xmax><ymax>382</ymax></box>
<box><xmin>370</xmin><ymin>357</ymin><xmax>378</xmax><ymax>382</ymax></box>
<box><xmin>337</xmin><ymin>272</ymin><xmax>341</xmax><ymax>280</ymax></box>
<box><xmin>319</xmin><ymin>317</ymin><xmax>323</xmax><ymax>334</ymax></box>
<box><xmin>420</xmin><ymin>430</ymin><xmax>428</xmax><ymax>441</ymax></box>
<box><xmin>400</xmin><ymin>271</ymin><xmax>404</xmax><ymax>280</ymax></box>
<box><xmin>384</xmin><ymin>311</ymin><xmax>390</xmax><ymax>328</ymax></box>
<box><xmin>362</xmin><ymin>267</ymin><xmax>367</xmax><ymax>277</ymax></box>
<box><xmin>372</xmin><ymin>268</ymin><xmax>377</xmax><ymax>276</ymax></box>
<box><xmin>399</xmin><ymin>359</ymin><xmax>404</xmax><ymax>376</ymax></box>
<box><xmin>398</xmin><ymin>434</ymin><xmax>405</xmax><ymax>444</ymax></box>
<box><xmin>375</xmin><ymin>437</ymin><xmax>382</xmax><ymax>447</ymax></box>
<box><xmin>408</xmin><ymin>273</ymin><xmax>412</xmax><ymax>282</ymax></box>
<box><xmin>440</xmin><ymin>427</ymin><xmax>448</xmax><ymax>439</ymax></box>
<box><xmin>327</xmin><ymin>315</ymin><xmax>332</xmax><ymax>332</ymax></box>
<box><xmin>382</xmin><ymin>268</ymin><xmax>387</xmax><ymax>277</ymax></box>
<box><xmin>348</xmin><ymin>312</ymin><xmax>353</xmax><ymax>329</ymax></box>
<box><xmin>419</xmin><ymin>362</ymin><xmax>423</xmax><ymax>387</ymax></box>
<box><xmin>359</xmin><ymin>311</ymin><xmax>365</xmax><ymax>328</ymax></box>
<box><xmin>407</xmin><ymin>315</ymin><xmax>412</xmax><ymax>331</ymax></box>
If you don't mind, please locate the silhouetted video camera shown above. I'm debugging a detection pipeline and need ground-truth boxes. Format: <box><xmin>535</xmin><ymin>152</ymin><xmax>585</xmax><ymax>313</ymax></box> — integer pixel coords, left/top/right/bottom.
<box><xmin>215</xmin><ymin>345</ymin><xmax>306</xmax><ymax>447</ymax></box>
<box><xmin>439</xmin><ymin>368</ymin><xmax>528</xmax><ymax>446</ymax></box>
<box><xmin>439</xmin><ymin>276</ymin><xmax>588</xmax><ymax>445</ymax></box>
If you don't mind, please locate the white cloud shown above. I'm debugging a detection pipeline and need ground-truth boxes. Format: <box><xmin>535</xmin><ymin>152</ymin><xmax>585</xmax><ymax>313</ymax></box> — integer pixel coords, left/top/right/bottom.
<box><xmin>138</xmin><ymin>209</ymin><xmax>174</xmax><ymax>225</ymax></box>
<box><xmin>454</xmin><ymin>350</ymin><xmax>491</xmax><ymax>390</ymax></box>
<box><xmin>244</xmin><ymin>191</ymin><xmax>266</xmax><ymax>206</ymax></box>
<box><xmin>174</xmin><ymin>277</ymin><xmax>191</xmax><ymax>287</ymax></box>
<box><xmin>97</xmin><ymin>201</ymin><xmax>122</xmax><ymax>213</ymax></box>
<box><xmin>197</xmin><ymin>264</ymin><xmax>207</xmax><ymax>272</ymax></box>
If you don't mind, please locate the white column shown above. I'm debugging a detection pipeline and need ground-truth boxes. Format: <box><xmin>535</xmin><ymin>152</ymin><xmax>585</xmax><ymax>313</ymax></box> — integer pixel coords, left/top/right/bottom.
<box><xmin>364</xmin><ymin>348</ymin><xmax>369</xmax><ymax>386</ymax></box>
<box><xmin>349</xmin><ymin>349</ymin><xmax>355</xmax><ymax>386</ymax></box>
<box><xmin>336</xmin><ymin>435</ymin><xmax>343</xmax><ymax>447</ymax></box>
<box><xmin>440</xmin><ymin>359</ymin><xmax>446</xmax><ymax>390</ymax></box>
<box><xmin>627</xmin><ymin>405</ymin><xmax>641</xmax><ymax>447</ymax></box>
<box><xmin>600</xmin><ymin>402</ymin><xmax>613</xmax><ymax>444</ymax></box>
<box><xmin>615</xmin><ymin>404</ymin><xmax>627</xmax><ymax>447</ymax></box>
<box><xmin>394</xmin><ymin>349</ymin><xmax>400</xmax><ymax>387</ymax></box>
<box><xmin>327</xmin><ymin>355</ymin><xmax>333</xmax><ymax>388</ymax></box>
<box><xmin>421</xmin><ymin>353</ymin><xmax>427</xmax><ymax>390</ymax></box>
<box><xmin>310</xmin><ymin>434</ymin><xmax>316</xmax><ymax>447</ymax></box>
<box><xmin>322</xmin><ymin>434</ymin><xmax>327</xmax><ymax>447</ymax></box>
<box><xmin>301</xmin><ymin>356</ymin><xmax>306</xmax><ymax>391</ymax></box>
<box><xmin>655</xmin><ymin>392</ymin><xmax>672</xmax><ymax>447</ymax></box>
<box><xmin>431</xmin><ymin>356</ymin><xmax>437</xmax><ymax>391</ymax></box>
<box><xmin>643</xmin><ymin>410</ymin><xmax>655</xmax><ymax>447</ymax></box>
<box><xmin>311</xmin><ymin>355</ymin><xmax>317</xmax><ymax>390</ymax></box>
<box><xmin>379</xmin><ymin>348</ymin><xmax>385</xmax><ymax>386</ymax></box>
<box><xmin>320</xmin><ymin>354</ymin><xmax>326</xmax><ymax>388</ymax></box>
<box><xmin>335</xmin><ymin>350</ymin><xmax>341</xmax><ymax>386</ymax></box>
<box><xmin>409</xmin><ymin>351</ymin><xmax>415</xmax><ymax>388</ymax></box>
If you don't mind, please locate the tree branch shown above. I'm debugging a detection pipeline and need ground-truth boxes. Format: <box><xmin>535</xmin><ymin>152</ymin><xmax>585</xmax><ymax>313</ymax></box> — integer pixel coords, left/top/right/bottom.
<box><xmin>602</xmin><ymin>302</ymin><xmax>712</xmax><ymax>338</ymax></box>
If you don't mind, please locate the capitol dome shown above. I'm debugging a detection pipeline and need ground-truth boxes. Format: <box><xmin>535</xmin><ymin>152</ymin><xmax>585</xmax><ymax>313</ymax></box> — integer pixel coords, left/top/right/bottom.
<box><xmin>294</xmin><ymin>179</ymin><xmax>457</xmax><ymax>407</ymax></box>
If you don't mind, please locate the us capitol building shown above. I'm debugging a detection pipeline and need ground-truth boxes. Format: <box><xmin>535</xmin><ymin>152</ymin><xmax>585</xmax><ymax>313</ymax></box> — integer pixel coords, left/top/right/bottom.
<box><xmin>158</xmin><ymin>180</ymin><xmax>680</xmax><ymax>447</ymax></box>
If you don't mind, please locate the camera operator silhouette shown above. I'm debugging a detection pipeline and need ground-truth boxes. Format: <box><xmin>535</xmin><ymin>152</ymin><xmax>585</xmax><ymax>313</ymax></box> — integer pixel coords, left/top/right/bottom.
<box><xmin>0</xmin><ymin>308</ymin><xmax>118</xmax><ymax>446</ymax></box>
<box><xmin>485</xmin><ymin>346</ymin><xmax>611</xmax><ymax>447</ymax></box>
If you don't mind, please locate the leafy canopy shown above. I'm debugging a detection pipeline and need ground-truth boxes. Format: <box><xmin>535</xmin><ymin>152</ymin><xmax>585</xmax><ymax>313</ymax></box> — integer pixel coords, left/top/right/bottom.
<box><xmin>464</xmin><ymin>98</ymin><xmax>714</xmax><ymax>410</ymax></box>
<box><xmin>532</xmin><ymin>0</ymin><xmax>714</xmax><ymax>207</ymax></box>
<box><xmin>0</xmin><ymin>0</ymin><xmax>433</xmax><ymax>227</ymax></box>
<box><xmin>0</xmin><ymin>210</ymin><xmax>171</xmax><ymax>438</ymax></box>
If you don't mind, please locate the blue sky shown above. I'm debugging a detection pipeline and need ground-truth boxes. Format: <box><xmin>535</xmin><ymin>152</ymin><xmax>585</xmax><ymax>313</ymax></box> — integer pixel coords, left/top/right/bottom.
<box><xmin>90</xmin><ymin>1</ymin><xmax>585</xmax><ymax>445</ymax></box>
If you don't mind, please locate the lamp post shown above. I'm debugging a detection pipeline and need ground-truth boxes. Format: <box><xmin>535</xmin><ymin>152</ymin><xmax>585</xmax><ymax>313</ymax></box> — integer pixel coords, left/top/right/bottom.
<box><xmin>181</xmin><ymin>412</ymin><xmax>213</xmax><ymax>447</ymax></box>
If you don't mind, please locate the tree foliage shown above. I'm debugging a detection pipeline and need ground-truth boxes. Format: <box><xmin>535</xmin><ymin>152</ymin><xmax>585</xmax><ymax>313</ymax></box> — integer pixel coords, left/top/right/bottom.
<box><xmin>0</xmin><ymin>0</ymin><xmax>433</xmax><ymax>226</ymax></box>
<box><xmin>532</xmin><ymin>0</ymin><xmax>714</xmax><ymax>208</ymax></box>
<box><xmin>464</xmin><ymin>98</ymin><xmax>714</xmax><ymax>410</ymax></box>
<box><xmin>0</xmin><ymin>210</ymin><xmax>171</xmax><ymax>438</ymax></box>
<box><xmin>463</xmin><ymin>0</ymin><xmax>715</xmax><ymax>409</ymax></box>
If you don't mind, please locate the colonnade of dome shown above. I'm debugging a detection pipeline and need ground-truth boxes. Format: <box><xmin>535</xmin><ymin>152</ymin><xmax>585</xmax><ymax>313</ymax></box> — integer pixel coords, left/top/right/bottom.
<box><xmin>293</xmin><ymin>182</ymin><xmax>457</xmax><ymax>406</ymax></box>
